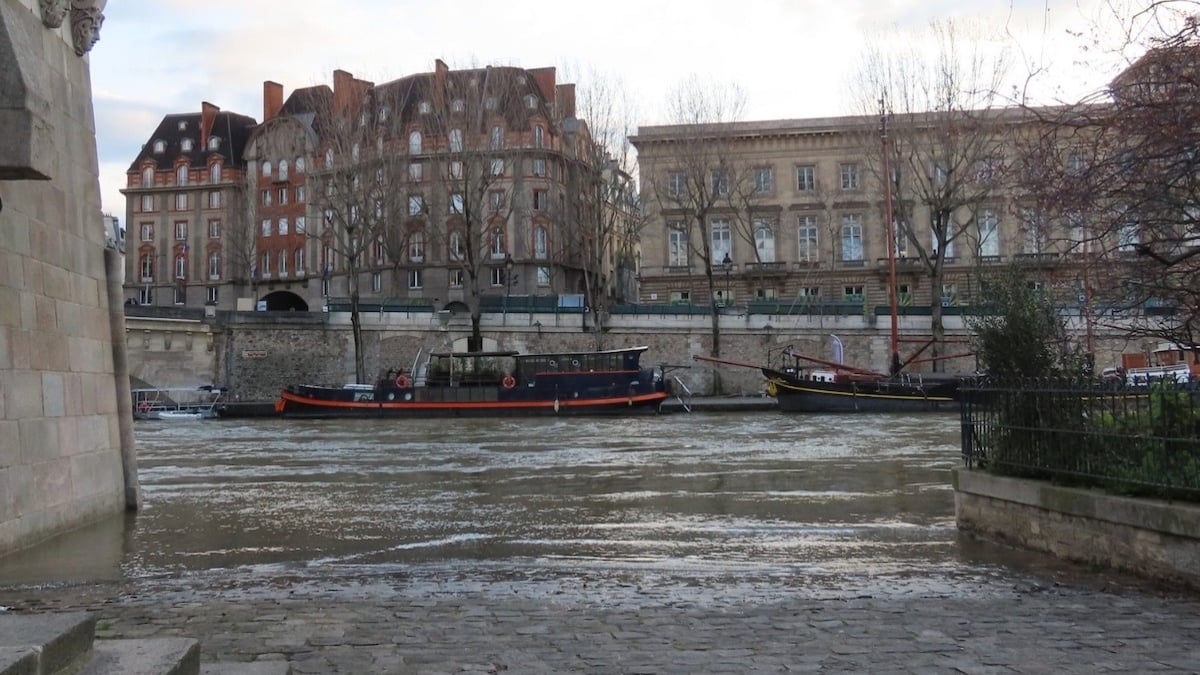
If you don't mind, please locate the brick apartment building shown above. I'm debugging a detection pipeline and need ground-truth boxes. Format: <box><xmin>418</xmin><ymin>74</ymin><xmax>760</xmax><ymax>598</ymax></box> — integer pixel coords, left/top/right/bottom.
<box><xmin>122</xmin><ymin>61</ymin><xmax>633</xmax><ymax>313</ymax></box>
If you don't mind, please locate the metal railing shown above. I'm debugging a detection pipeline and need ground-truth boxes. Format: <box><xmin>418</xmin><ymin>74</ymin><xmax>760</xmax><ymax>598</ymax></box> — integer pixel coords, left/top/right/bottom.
<box><xmin>960</xmin><ymin>378</ymin><xmax>1200</xmax><ymax>501</ymax></box>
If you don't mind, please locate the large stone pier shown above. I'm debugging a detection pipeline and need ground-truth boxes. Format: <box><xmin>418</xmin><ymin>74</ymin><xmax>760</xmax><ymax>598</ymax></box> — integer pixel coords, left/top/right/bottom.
<box><xmin>0</xmin><ymin>0</ymin><xmax>135</xmax><ymax>558</ymax></box>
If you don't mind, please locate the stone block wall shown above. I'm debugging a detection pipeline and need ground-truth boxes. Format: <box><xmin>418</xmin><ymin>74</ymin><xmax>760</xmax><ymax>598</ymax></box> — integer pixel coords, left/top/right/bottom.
<box><xmin>954</xmin><ymin>468</ymin><xmax>1200</xmax><ymax>591</ymax></box>
<box><xmin>0</xmin><ymin>0</ymin><xmax>129</xmax><ymax>557</ymax></box>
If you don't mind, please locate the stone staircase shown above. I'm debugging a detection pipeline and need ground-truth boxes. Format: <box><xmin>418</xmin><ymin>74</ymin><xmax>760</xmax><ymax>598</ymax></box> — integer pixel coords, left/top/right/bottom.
<box><xmin>0</xmin><ymin>612</ymin><xmax>290</xmax><ymax>675</ymax></box>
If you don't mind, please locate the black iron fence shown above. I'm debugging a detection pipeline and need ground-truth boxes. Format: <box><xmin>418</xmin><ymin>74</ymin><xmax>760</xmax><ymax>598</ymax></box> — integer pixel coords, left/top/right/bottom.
<box><xmin>960</xmin><ymin>379</ymin><xmax>1200</xmax><ymax>502</ymax></box>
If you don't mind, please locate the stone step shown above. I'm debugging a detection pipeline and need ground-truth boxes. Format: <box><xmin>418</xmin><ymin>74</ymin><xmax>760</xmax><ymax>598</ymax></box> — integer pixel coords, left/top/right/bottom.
<box><xmin>0</xmin><ymin>612</ymin><xmax>95</xmax><ymax>675</ymax></box>
<box><xmin>199</xmin><ymin>663</ymin><xmax>292</xmax><ymax>675</ymax></box>
<box><xmin>78</xmin><ymin>638</ymin><xmax>199</xmax><ymax>675</ymax></box>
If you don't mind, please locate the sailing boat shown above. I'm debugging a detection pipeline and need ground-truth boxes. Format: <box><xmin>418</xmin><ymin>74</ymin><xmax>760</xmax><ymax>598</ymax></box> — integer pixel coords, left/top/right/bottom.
<box><xmin>758</xmin><ymin>109</ymin><xmax>968</xmax><ymax>413</ymax></box>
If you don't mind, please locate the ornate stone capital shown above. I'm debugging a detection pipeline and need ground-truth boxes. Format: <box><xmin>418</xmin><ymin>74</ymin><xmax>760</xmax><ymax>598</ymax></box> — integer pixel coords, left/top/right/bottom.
<box><xmin>39</xmin><ymin>0</ymin><xmax>69</xmax><ymax>28</ymax></box>
<box><xmin>69</xmin><ymin>0</ymin><xmax>106</xmax><ymax>57</ymax></box>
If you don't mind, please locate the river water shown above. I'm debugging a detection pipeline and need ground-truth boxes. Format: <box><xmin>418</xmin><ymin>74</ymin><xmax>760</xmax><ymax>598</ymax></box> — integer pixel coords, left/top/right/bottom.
<box><xmin>0</xmin><ymin>411</ymin><xmax>1101</xmax><ymax>602</ymax></box>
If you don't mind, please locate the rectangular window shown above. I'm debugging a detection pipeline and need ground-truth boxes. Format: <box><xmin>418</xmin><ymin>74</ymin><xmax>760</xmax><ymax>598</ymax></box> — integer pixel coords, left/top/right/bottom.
<box><xmin>489</xmin><ymin>191</ymin><xmax>504</xmax><ymax>210</ymax></box>
<box><xmin>840</xmin><ymin>163</ymin><xmax>859</xmax><ymax>190</ymax></box>
<box><xmin>753</xmin><ymin>166</ymin><xmax>773</xmax><ymax>194</ymax></box>
<box><xmin>841</xmin><ymin>214</ymin><xmax>863</xmax><ymax>261</ymax></box>
<box><xmin>207</xmin><ymin>191</ymin><xmax>220</xmax><ymax>208</ymax></box>
<box><xmin>372</xmin><ymin>272</ymin><xmax>382</xmax><ymax>293</ymax></box>
<box><xmin>797</xmin><ymin>215</ymin><xmax>818</xmax><ymax>262</ymax></box>
<box><xmin>490</xmin><ymin>267</ymin><xmax>505</xmax><ymax>286</ymax></box>
<box><xmin>296</xmin><ymin>185</ymin><xmax>306</xmax><ymax>203</ymax></box>
<box><xmin>710</xmin><ymin>170</ymin><xmax>729</xmax><ymax>196</ymax></box>
<box><xmin>278</xmin><ymin>250</ymin><xmax>288</xmax><ymax>278</ymax></box>
<box><xmin>449</xmin><ymin>192</ymin><xmax>464</xmax><ymax>214</ymax></box>
<box><xmin>978</xmin><ymin>210</ymin><xmax>999</xmax><ymax>258</ymax></box>
<box><xmin>796</xmin><ymin>165</ymin><xmax>815</xmax><ymax>191</ymax></box>
<box><xmin>710</xmin><ymin>219</ymin><xmax>731</xmax><ymax>263</ymax></box>
<box><xmin>277</xmin><ymin>187</ymin><xmax>288</xmax><ymax>205</ymax></box>
<box><xmin>753</xmin><ymin>218</ymin><xmax>776</xmax><ymax>263</ymax></box>
<box><xmin>174</xmin><ymin>193</ymin><xmax>187</xmax><ymax>210</ymax></box>
<box><xmin>449</xmin><ymin>161</ymin><xmax>463</xmax><ymax>180</ymax></box>
<box><xmin>408</xmin><ymin>195</ymin><xmax>425</xmax><ymax>216</ymax></box>
<box><xmin>208</xmin><ymin>251</ymin><xmax>220</xmax><ymax>280</ymax></box>
<box><xmin>141</xmin><ymin>195</ymin><xmax>154</xmax><ymax>212</ymax></box>
<box><xmin>449</xmin><ymin>269</ymin><xmax>464</xmax><ymax>288</ymax></box>
<box><xmin>173</xmin><ymin>284</ymin><xmax>186</xmax><ymax>305</ymax></box>
<box><xmin>262</xmin><ymin>219</ymin><xmax>271</xmax><ymax>237</ymax></box>
<box><xmin>261</xmin><ymin>189</ymin><xmax>272</xmax><ymax>206</ymax></box>
<box><xmin>295</xmin><ymin>248</ymin><xmax>306</xmax><ymax>275</ymax></box>
<box><xmin>295</xmin><ymin>216</ymin><xmax>306</xmax><ymax>234</ymax></box>
<box><xmin>174</xmin><ymin>254</ymin><xmax>187</xmax><ymax>280</ymax></box>
<box><xmin>278</xmin><ymin>218</ymin><xmax>289</xmax><ymax>236</ymax></box>
<box><xmin>799</xmin><ymin>287</ymin><xmax>819</xmax><ymax>299</ymax></box>
<box><xmin>668</xmin><ymin>224</ymin><xmax>688</xmax><ymax>267</ymax></box>
<box><xmin>174</xmin><ymin>221</ymin><xmax>187</xmax><ymax>240</ymax></box>
<box><xmin>536</xmin><ymin>266</ymin><xmax>551</xmax><ymax>287</ymax></box>
<box><xmin>843</xmin><ymin>285</ymin><xmax>864</xmax><ymax>302</ymax></box>
<box><xmin>140</xmin><ymin>222</ymin><xmax>154</xmax><ymax>242</ymax></box>
<box><xmin>207</xmin><ymin>219</ymin><xmax>220</xmax><ymax>239</ymax></box>
<box><xmin>533</xmin><ymin>158</ymin><xmax>547</xmax><ymax>177</ymax></box>
<box><xmin>667</xmin><ymin>172</ymin><xmax>685</xmax><ymax>198</ymax></box>
<box><xmin>941</xmin><ymin>283</ymin><xmax>958</xmax><ymax>307</ymax></box>
<box><xmin>206</xmin><ymin>286</ymin><xmax>218</xmax><ymax>304</ymax></box>
<box><xmin>409</xmin><ymin>162</ymin><xmax>423</xmax><ymax>182</ymax></box>
<box><xmin>532</xmin><ymin>189</ymin><xmax>548</xmax><ymax>211</ymax></box>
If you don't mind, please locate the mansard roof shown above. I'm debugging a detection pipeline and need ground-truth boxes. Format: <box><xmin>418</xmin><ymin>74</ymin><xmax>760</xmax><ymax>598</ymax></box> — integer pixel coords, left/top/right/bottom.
<box><xmin>128</xmin><ymin>108</ymin><xmax>257</xmax><ymax>172</ymax></box>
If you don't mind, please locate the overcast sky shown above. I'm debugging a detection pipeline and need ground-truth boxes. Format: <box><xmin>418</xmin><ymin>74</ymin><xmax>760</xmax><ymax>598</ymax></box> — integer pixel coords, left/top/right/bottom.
<box><xmin>89</xmin><ymin>0</ymin><xmax>1137</xmax><ymax>218</ymax></box>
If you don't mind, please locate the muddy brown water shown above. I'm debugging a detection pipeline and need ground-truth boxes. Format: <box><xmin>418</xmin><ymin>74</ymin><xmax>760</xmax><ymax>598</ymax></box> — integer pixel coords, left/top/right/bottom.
<box><xmin>0</xmin><ymin>412</ymin><xmax>1133</xmax><ymax>604</ymax></box>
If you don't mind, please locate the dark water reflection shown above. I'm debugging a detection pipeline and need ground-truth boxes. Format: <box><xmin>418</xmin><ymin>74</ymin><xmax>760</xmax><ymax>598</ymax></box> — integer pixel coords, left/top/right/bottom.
<box><xmin>0</xmin><ymin>412</ymin><xmax>1099</xmax><ymax>600</ymax></box>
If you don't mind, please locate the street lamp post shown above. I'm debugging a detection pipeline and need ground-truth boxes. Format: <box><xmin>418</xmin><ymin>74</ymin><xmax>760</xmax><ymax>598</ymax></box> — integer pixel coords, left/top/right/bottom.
<box><xmin>722</xmin><ymin>253</ymin><xmax>732</xmax><ymax>309</ymax></box>
<box><xmin>503</xmin><ymin>253</ymin><xmax>514</xmax><ymax>325</ymax></box>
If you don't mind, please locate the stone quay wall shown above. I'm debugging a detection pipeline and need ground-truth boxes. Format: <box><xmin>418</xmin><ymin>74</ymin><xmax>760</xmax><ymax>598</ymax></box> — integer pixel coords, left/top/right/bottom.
<box><xmin>124</xmin><ymin>308</ymin><xmax>1136</xmax><ymax>402</ymax></box>
<box><xmin>0</xmin><ymin>0</ymin><xmax>131</xmax><ymax>558</ymax></box>
<box><xmin>953</xmin><ymin>468</ymin><xmax>1200</xmax><ymax>591</ymax></box>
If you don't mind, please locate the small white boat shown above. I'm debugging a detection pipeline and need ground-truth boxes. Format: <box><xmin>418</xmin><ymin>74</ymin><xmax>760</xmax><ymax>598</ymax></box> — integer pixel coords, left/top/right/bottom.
<box><xmin>132</xmin><ymin>385</ymin><xmax>226</xmax><ymax>421</ymax></box>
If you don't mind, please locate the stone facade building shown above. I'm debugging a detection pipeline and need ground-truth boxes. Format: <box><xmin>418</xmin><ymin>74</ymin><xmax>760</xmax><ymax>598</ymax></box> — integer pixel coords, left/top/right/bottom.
<box><xmin>123</xmin><ymin>61</ymin><xmax>632</xmax><ymax>315</ymax></box>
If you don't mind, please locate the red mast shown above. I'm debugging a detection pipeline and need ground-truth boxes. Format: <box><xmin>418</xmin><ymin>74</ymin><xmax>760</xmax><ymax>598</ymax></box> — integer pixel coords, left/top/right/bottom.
<box><xmin>880</xmin><ymin>100</ymin><xmax>901</xmax><ymax>376</ymax></box>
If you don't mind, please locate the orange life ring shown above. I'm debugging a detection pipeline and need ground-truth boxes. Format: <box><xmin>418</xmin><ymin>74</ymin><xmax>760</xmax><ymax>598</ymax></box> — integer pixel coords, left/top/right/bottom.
<box><xmin>137</xmin><ymin>401</ymin><xmax>151</xmax><ymax>413</ymax></box>
<box><xmin>395</xmin><ymin>374</ymin><xmax>412</xmax><ymax>389</ymax></box>
<box><xmin>502</xmin><ymin>375</ymin><xmax>516</xmax><ymax>390</ymax></box>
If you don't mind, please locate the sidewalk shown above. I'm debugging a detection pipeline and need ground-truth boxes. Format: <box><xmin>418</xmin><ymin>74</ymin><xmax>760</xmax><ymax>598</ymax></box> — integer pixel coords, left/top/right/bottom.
<box><xmin>5</xmin><ymin>568</ymin><xmax>1199</xmax><ymax>673</ymax></box>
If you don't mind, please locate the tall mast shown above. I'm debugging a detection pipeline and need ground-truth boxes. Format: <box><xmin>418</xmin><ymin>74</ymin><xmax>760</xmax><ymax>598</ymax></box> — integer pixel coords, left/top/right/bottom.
<box><xmin>880</xmin><ymin>99</ymin><xmax>901</xmax><ymax>376</ymax></box>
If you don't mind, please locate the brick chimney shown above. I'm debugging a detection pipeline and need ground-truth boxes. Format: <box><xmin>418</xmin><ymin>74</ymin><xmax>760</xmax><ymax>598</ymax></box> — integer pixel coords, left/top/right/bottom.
<box><xmin>263</xmin><ymin>81</ymin><xmax>283</xmax><ymax>121</ymax></box>
<box><xmin>433</xmin><ymin>59</ymin><xmax>449</xmax><ymax>108</ymax></box>
<box><xmin>199</xmin><ymin>101</ymin><xmax>219</xmax><ymax>149</ymax></box>
<box><xmin>555</xmin><ymin>83</ymin><xmax>575</xmax><ymax>119</ymax></box>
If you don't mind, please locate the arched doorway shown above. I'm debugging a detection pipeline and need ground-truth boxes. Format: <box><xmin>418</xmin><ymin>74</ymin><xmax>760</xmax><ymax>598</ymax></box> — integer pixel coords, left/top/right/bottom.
<box><xmin>260</xmin><ymin>290</ymin><xmax>309</xmax><ymax>312</ymax></box>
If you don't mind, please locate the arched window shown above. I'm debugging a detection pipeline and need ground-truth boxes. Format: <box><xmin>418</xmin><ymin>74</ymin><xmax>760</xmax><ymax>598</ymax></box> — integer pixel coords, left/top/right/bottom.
<box><xmin>142</xmin><ymin>167</ymin><xmax>154</xmax><ymax>187</ymax></box>
<box><xmin>278</xmin><ymin>159</ymin><xmax>288</xmax><ymax>181</ymax></box>
<box><xmin>152</xmin><ymin>140</ymin><xmax>165</xmax><ymax>153</ymax></box>
<box><xmin>490</xmin><ymin>126</ymin><xmax>504</xmax><ymax>149</ymax></box>
<box><xmin>207</xmin><ymin>136</ymin><xmax>221</xmax><ymax>151</ymax></box>
<box><xmin>174</xmin><ymin>253</ymin><xmax>187</xmax><ymax>279</ymax></box>
<box><xmin>534</xmin><ymin>226</ymin><xmax>548</xmax><ymax>259</ymax></box>
<box><xmin>208</xmin><ymin>251</ymin><xmax>221</xmax><ymax>280</ymax></box>
<box><xmin>261</xmin><ymin>161</ymin><xmax>271</xmax><ymax>177</ymax></box>
<box><xmin>449</xmin><ymin>129</ymin><xmax>463</xmax><ymax>153</ymax></box>
<box><xmin>139</xmin><ymin>254</ymin><xmax>154</xmax><ymax>281</ymax></box>
<box><xmin>408</xmin><ymin>130</ymin><xmax>423</xmax><ymax>154</ymax></box>
<box><xmin>278</xmin><ymin>250</ymin><xmax>288</xmax><ymax>277</ymax></box>
<box><xmin>409</xmin><ymin>230</ymin><xmax>425</xmax><ymax>262</ymax></box>
<box><xmin>209</xmin><ymin>162</ymin><xmax>221</xmax><ymax>183</ymax></box>
<box><xmin>295</xmin><ymin>248</ymin><xmax>306</xmax><ymax>275</ymax></box>
<box><xmin>295</xmin><ymin>156</ymin><xmax>306</xmax><ymax>172</ymax></box>
<box><xmin>176</xmin><ymin>165</ymin><xmax>188</xmax><ymax>185</ymax></box>
<box><xmin>533</xmin><ymin>125</ymin><xmax>544</xmax><ymax>148</ymax></box>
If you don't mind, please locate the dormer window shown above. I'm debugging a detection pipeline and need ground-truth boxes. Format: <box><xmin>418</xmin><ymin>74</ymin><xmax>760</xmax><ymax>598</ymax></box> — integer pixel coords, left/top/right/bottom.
<box><xmin>524</xmin><ymin>94</ymin><xmax>538</xmax><ymax>110</ymax></box>
<box><xmin>418</xmin><ymin>101</ymin><xmax>431</xmax><ymax>114</ymax></box>
<box><xmin>207</xmin><ymin>136</ymin><xmax>221</xmax><ymax>151</ymax></box>
<box><xmin>452</xmin><ymin>99</ymin><xmax>465</xmax><ymax>112</ymax></box>
<box><xmin>379</xmin><ymin>106</ymin><xmax>389</xmax><ymax>121</ymax></box>
<box><xmin>177</xmin><ymin>121</ymin><xmax>187</xmax><ymax>131</ymax></box>
<box><xmin>181</xmin><ymin>138</ymin><xmax>193</xmax><ymax>152</ymax></box>
<box><xmin>484</xmin><ymin>97</ymin><xmax>496</xmax><ymax>110</ymax></box>
<box><xmin>153</xmin><ymin>140</ymin><xmax>165</xmax><ymax>153</ymax></box>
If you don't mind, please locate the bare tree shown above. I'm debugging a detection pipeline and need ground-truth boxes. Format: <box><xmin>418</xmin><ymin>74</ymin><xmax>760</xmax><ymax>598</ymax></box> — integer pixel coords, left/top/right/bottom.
<box><xmin>573</xmin><ymin>70</ymin><xmax>644</xmax><ymax>347</ymax></box>
<box><xmin>855</xmin><ymin>19</ymin><xmax>1012</xmax><ymax>370</ymax></box>
<box><xmin>640</xmin><ymin>76</ymin><xmax>748</xmax><ymax>361</ymax></box>
<box><xmin>1011</xmin><ymin>4</ymin><xmax>1200</xmax><ymax>353</ymax></box>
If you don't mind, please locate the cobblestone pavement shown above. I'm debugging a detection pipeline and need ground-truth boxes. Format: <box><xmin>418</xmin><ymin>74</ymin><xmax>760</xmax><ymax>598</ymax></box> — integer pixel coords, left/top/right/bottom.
<box><xmin>4</xmin><ymin>562</ymin><xmax>1200</xmax><ymax>674</ymax></box>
